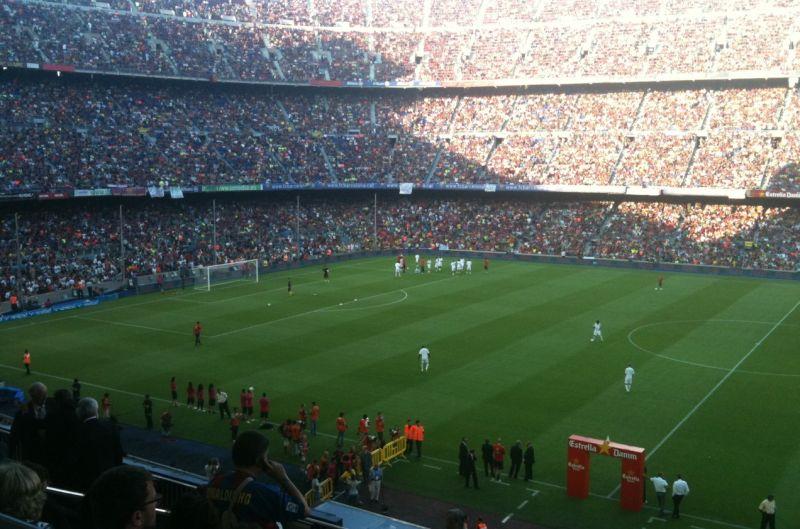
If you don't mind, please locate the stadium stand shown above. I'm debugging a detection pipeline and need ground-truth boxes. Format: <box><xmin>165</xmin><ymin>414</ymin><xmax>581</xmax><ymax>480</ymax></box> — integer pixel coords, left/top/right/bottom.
<box><xmin>0</xmin><ymin>197</ymin><xmax>797</xmax><ymax>310</ymax></box>
<box><xmin>1</xmin><ymin>78</ymin><xmax>799</xmax><ymax>191</ymax></box>
<box><xmin>1</xmin><ymin>1</ymin><xmax>800</xmax><ymax>84</ymax></box>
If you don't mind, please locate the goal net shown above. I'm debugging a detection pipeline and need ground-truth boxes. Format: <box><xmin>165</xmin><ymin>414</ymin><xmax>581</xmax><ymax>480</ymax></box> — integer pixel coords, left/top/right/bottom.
<box><xmin>192</xmin><ymin>259</ymin><xmax>260</xmax><ymax>291</ymax></box>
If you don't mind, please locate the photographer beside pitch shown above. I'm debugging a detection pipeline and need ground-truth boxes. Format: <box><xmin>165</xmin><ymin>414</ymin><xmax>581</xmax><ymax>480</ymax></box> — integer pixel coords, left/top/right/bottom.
<box><xmin>207</xmin><ymin>430</ymin><xmax>310</xmax><ymax>527</ymax></box>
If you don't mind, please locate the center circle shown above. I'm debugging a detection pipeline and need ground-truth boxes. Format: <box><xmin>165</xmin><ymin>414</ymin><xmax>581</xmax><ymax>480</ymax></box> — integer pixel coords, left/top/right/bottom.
<box><xmin>627</xmin><ymin>319</ymin><xmax>800</xmax><ymax>378</ymax></box>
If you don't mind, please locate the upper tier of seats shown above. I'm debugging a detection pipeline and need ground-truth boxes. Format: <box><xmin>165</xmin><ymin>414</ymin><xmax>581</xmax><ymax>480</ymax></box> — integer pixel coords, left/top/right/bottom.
<box><xmin>2</xmin><ymin>0</ymin><xmax>800</xmax><ymax>84</ymax></box>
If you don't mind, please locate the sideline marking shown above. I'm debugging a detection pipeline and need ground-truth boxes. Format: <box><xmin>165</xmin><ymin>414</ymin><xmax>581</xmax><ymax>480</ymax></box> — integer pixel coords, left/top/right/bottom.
<box><xmin>422</xmin><ymin>464</ymin><xmax>441</xmax><ymax>470</ymax></box>
<box><xmin>517</xmin><ymin>500</ymin><xmax>528</xmax><ymax>509</ymax></box>
<box><xmin>501</xmin><ymin>514</ymin><xmax>513</xmax><ymax>524</ymax></box>
<box><xmin>609</xmin><ymin>302</ymin><xmax>800</xmax><ymax>499</ymax></box>
<box><xmin>0</xmin><ymin>363</ymin><xmax>174</xmax><ymax>405</ymax></box>
<box><xmin>627</xmin><ymin>319</ymin><xmax>800</xmax><ymax>377</ymax></box>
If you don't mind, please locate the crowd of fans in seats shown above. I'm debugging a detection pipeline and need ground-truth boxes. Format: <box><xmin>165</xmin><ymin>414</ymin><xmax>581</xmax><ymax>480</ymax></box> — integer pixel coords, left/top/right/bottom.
<box><xmin>0</xmin><ymin>198</ymin><xmax>797</xmax><ymax>305</ymax></box>
<box><xmin>2</xmin><ymin>78</ymin><xmax>799</xmax><ymax>192</ymax></box>
<box><xmin>1</xmin><ymin>1</ymin><xmax>800</xmax><ymax>83</ymax></box>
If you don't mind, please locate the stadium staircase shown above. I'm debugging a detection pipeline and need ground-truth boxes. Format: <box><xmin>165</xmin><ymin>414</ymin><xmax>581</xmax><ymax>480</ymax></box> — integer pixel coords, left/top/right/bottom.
<box><xmin>680</xmin><ymin>91</ymin><xmax>716</xmax><ymax>186</ymax></box>
<box><xmin>320</xmin><ymin>145</ymin><xmax>339</xmax><ymax>183</ymax></box>
<box><xmin>583</xmin><ymin>202</ymin><xmax>619</xmax><ymax>256</ymax></box>
<box><xmin>148</xmin><ymin>35</ymin><xmax>180</xmax><ymax>75</ymax></box>
<box><xmin>212</xmin><ymin>40</ymin><xmax>239</xmax><ymax>80</ymax></box>
<box><xmin>608</xmin><ymin>91</ymin><xmax>649</xmax><ymax>185</ymax></box>
<box><xmin>479</xmin><ymin>95</ymin><xmax>519</xmax><ymax>181</ymax></box>
<box><xmin>423</xmin><ymin>95</ymin><xmax>462</xmax><ymax>184</ymax></box>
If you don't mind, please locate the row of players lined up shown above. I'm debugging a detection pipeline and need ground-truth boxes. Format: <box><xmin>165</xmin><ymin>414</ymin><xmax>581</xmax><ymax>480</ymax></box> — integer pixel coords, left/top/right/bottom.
<box><xmin>394</xmin><ymin>255</ymin><xmax>490</xmax><ymax>276</ymax></box>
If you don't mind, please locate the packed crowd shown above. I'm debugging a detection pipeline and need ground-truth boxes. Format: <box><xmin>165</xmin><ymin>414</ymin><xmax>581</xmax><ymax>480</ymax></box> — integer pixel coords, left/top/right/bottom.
<box><xmin>1</xmin><ymin>1</ymin><xmax>799</xmax><ymax>83</ymax></box>
<box><xmin>2</xmin><ymin>78</ymin><xmax>797</xmax><ymax>191</ymax></box>
<box><xmin>0</xmin><ymin>197</ymin><xmax>797</xmax><ymax>304</ymax></box>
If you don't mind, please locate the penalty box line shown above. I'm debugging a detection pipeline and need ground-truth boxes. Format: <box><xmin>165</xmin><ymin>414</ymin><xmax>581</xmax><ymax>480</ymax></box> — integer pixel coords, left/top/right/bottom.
<box><xmin>607</xmin><ymin>300</ymin><xmax>800</xmax><ymax>500</ymax></box>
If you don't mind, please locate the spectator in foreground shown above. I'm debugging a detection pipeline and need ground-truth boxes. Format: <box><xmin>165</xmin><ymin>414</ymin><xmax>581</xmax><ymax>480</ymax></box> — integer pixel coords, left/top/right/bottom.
<box><xmin>85</xmin><ymin>466</ymin><xmax>158</xmax><ymax>529</ymax></box>
<box><xmin>206</xmin><ymin>431</ymin><xmax>309</xmax><ymax>526</ymax></box>
<box><xmin>75</xmin><ymin>397</ymin><xmax>124</xmax><ymax>491</ymax></box>
<box><xmin>0</xmin><ymin>461</ymin><xmax>51</xmax><ymax>528</ymax></box>
<box><xmin>8</xmin><ymin>382</ymin><xmax>49</xmax><ymax>465</ymax></box>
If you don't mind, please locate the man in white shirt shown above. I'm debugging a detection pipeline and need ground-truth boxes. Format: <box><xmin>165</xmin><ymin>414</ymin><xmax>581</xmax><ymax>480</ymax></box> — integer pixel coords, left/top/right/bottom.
<box><xmin>451</xmin><ymin>261</ymin><xmax>457</xmax><ymax>275</ymax></box>
<box><xmin>591</xmin><ymin>320</ymin><xmax>603</xmax><ymax>342</ymax></box>
<box><xmin>466</xmin><ymin>260</ymin><xmax>472</xmax><ymax>274</ymax></box>
<box><xmin>418</xmin><ymin>347</ymin><xmax>430</xmax><ymax>372</ymax></box>
<box><xmin>394</xmin><ymin>262</ymin><xmax>402</xmax><ymax>277</ymax></box>
<box><xmin>671</xmin><ymin>474</ymin><xmax>689</xmax><ymax>518</ymax></box>
<box><xmin>650</xmin><ymin>472</ymin><xmax>669</xmax><ymax>516</ymax></box>
<box><xmin>624</xmin><ymin>365</ymin><xmax>635</xmax><ymax>392</ymax></box>
<box><xmin>758</xmin><ymin>494</ymin><xmax>776</xmax><ymax>529</ymax></box>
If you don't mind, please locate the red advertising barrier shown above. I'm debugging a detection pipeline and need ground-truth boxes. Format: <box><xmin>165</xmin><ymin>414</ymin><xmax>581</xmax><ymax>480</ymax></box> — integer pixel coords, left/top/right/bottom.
<box><xmin>38</xmin><ymin>191</ymin><xmax>72</xmax><ymax>200</ymax></box>
<box><xmin>309</xmin><ymin>79</ymin><xmax>343</xmax><ymax>87</ymax></box>
<box><xmin>42</xmin><ymin>64</ymin><xmax>76</xmax><ymax>72</ymax></box>
<box><xmin>566</xmin><ymin>434</ymin><xmax>645</xmax><ymax>511</ymax></box>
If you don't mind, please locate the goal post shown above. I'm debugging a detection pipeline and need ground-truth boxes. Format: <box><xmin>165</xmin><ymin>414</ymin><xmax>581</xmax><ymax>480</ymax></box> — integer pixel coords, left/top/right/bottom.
<box><xmin>192</xmin><ymin>259</ymin><xmax>260</xmax><ymax>291</ymax></box>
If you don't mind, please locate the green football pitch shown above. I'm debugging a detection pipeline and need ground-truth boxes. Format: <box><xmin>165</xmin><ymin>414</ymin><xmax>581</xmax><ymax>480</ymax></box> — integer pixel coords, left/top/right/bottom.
<box><xmin>2</xmin><ymin>258</ymin><xmax>799</xmax><ymax>529</ymax></box>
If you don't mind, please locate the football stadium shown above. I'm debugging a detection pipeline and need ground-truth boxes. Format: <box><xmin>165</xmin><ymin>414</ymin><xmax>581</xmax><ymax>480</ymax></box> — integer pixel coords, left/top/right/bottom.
<box><xmin>0</xmin><ymin>1</ymin><xmax>798</xmax><ymax>529</ymax></box>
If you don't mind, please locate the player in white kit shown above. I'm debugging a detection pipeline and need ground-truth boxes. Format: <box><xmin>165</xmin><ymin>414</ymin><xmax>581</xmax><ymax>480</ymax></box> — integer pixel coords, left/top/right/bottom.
<box><xmin>624</xmin><ymin>364</ymin><xmax>635</xmax><ymax>392</ymax></box>
<box><xmin>451</xmin><ymin>261</ymin><xmax>457</xmax><ymax>274</ymax></box>
<box><xmin>465</xmin><ymin>260</ymin><xmax>472</xmax><ymax>274</ymax></box>
<box><xmin>590</xmin><ymin>320</ymin><xmax>603</xmax><ymax>342</ymax></box>
<box><xmin>394</xmin><ymin>262</ymin><xmax>402</xmax><ymax>277</ymax></box>
<box><xmin>418</xmin><ymin>346</ymin><xmax>430</xmax><ymax>372</ymax></box>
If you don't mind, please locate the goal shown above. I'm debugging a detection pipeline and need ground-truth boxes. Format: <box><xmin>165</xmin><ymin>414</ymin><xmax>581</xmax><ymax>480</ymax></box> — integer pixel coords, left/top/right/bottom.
<box><xmin>192</xmin><ymin>259</ymin><xmax>260</xmax><ymax>291</ymax></box>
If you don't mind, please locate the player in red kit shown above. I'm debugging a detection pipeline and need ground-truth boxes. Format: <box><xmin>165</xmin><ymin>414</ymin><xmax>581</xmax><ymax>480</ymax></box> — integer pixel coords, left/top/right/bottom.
<box><xmin>656</xmin><ymin>275</ymin><xmax>664</xmax><ymax>290</ymax></box>
<box><xmin>259</xmin><ymin>393</ymin><xmax>270</xmax><ymax>426</ymax></box>
<box><xmin>358</xmin><ymin>414</ymin><xmax>369</xmax><ymax>441</ymax></box>
<box><xmin>193</xmin><ymin>321</ymin><xmax>202</xmax><ymax>346</ymax></box>
<box><xmin>375</xmin><ymin>412</ymin><xmax>386</xmax><ymax>446</ymax></box>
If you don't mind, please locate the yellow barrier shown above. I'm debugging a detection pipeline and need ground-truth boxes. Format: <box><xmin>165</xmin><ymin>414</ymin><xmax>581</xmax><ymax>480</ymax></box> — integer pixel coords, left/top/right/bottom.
<box><xmin>378</xmin><ymin>436</ymin><xmax>407</xmax><ymax>467</ymax></box>
<box><xmin>304</xmin><ymin>477</ymin><xmax>334</xmax><ymax>507</ymax></box>
<box><xmin>371</xmin><ymin>448</ymin><xmax>382</xmax><ymax>468</ymax></box>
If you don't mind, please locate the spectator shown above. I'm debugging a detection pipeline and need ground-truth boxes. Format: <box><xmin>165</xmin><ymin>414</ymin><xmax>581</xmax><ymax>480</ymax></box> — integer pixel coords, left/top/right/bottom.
<box><xmin>84</xmin><ymin>466</ymin><xmax>158</xmax><ymax>529</ymax></box>
<box><xmin>206</xmin><ymin>431</ymin><xmax>310</xmax><ymax>526</ymax></box>
<box><xmin>8</xmin><ymin>382</ymin><xmax>49</xmax><ymax>466</ymax></box>
<box><xmin>74</xmin><ymin>397</ymin><xmax>124</xmax><ymax>491</ymax></box>
<box><xmin>0</xmin><ymin>461</ymin><xmax>51</xmax><ymax>528</ymax></box>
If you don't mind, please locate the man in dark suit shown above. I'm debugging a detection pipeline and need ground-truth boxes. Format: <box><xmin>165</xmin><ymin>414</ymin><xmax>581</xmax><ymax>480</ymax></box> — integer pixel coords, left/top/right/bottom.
<box><xmin>481</xmin><ymin>439</ymin><xmax>493</xmax><ymax>477</ymax></box>
<box><xmin>75</xmin><ymin>397</ymin><xmax>124</xmax><ymax>491</ymax></box>
<box><xmin>464</xmin><ymin>449</ymin><xmax>479</xmax><ymax>489</ymax></box>
<box><xmin>523</xmin><ymin>441</ymin><xmax>536</xmax><ymax>482</ymax></box>
<box><xmin>458</xmin><ymin>437</ymin><xmax>469</xmax><ymax>478</ymax></box>
<box><xmin>509</xmin><ymin>440</ymin><xmax>523</xmax><ymax>479</ymax></box>
<box><xmin>45</xmin><ymin>389</ymin><xmax>80</xmax><ymax>487</ymax></box>
<box><xmin>8</xmin><ymin>382</ymin><xmax>49</xmax><ymax>465</ymax></box>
